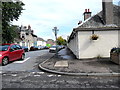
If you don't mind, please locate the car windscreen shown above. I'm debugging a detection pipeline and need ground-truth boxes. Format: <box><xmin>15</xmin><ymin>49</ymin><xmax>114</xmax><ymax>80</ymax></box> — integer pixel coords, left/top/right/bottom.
<box><xmin>51</xmin><ymin>46</ymin><xmax>57</xmax><ymax>48</ymax></box>
<box><xmin>0</xmin><ymin>45</ymin><xmax>10</xmax><ymax>51</ymax></box>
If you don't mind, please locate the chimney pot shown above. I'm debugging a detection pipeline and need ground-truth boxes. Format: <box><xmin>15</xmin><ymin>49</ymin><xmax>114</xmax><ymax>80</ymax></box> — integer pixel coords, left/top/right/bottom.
<box><xmin>88</xmin><ymin>9</ymin><xmax>90</xmax><ymax>12</ymax></box>
<box><xmin>85</xmin><ymin>9</ymin><xmax>87</xmax><ymax>12</ymax></box>
<box><xmin>84</xmin><ymin>9</ymin><xmax>92</xmax><ymax>21</ymax></box>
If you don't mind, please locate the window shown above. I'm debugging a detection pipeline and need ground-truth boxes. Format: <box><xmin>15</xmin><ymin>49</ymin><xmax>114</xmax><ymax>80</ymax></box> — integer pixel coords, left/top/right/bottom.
<box><xmin>16</xmin><ymin>45</ymin><xmax>22</xmax><ymax>50</ymax></box>
<box><xmin>10</xmin><ymin>45</ymin><xmax>17</xmax><ymax>51</ymax></box>
<box><xmin>0</xmin><ymin>45</ymin><xmax>9</xmax><ymax>51</ymax></box>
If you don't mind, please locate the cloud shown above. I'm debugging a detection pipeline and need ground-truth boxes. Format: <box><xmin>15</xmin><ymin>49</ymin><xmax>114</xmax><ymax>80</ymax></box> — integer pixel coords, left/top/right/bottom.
<box><xmin>13</xmin><ymin>0</ymin><xmax>118</xmax><ymax>40</ymax></box>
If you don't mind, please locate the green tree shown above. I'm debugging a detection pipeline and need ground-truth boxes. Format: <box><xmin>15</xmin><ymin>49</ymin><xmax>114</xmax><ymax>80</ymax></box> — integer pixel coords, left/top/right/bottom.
<box><xmin>0</xmin><ymin>1</ymin><xmax>2</xmax><ymax>44</ymax></box>
<box><xmin>57</xmin><ymin>36</ymin><xmax>67</xmax><ymax>45</ymax></box>
<box><xmin>2</xmin><ymin>0</ymin><xmax>24</xmax><ymax>43</ymax></box>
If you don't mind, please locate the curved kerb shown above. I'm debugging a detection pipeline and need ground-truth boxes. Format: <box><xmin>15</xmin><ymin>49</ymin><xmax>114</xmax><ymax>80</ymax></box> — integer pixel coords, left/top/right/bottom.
<box><xmin>39</xmin><ymin>63</ymin><xmax>120</xmax><ymax>77</ymax></box>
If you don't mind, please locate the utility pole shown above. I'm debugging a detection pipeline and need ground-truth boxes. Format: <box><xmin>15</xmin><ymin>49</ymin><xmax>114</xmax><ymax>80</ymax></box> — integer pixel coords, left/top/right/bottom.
<box><xmin>52</xmin><ymin>27</ymin><xmax>59</xmax><ymax>57</ymax></box>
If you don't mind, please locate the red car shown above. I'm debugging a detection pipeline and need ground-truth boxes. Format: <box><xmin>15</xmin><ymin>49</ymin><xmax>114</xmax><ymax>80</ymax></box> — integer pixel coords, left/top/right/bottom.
<box><xmin>0</xmin><ymin>43</ymin><xmax>25</xmax><ymax>66</ymax></box>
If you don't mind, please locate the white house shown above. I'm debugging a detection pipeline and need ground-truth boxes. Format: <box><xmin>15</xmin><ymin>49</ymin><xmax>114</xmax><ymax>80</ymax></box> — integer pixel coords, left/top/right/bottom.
<box><xmin>68</xmin><ymin>0</ymin><xmax>120</xmax><ymax>59</ymax></box>
<box><xmin>37</xmin><ymin>37</ymin><xmax>46</xmax><ymax>46</ymax></box>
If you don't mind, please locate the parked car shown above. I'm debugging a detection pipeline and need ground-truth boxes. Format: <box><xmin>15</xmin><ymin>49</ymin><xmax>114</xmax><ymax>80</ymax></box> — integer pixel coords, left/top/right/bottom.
<box><xmin>44</xmin><ymin>46</ymin><xmax>49</xmax><ymax>49</ymax></box>
<box><xmin>38</xmin><ymin>46</ymin><xmax>44</xmax><ymax>50</ymax></box>
<box><xmin>30</xmin><ymin>46</ymin><xmax>38</xmax><ymax>51</ymax></box>
<box><xmin>49</xmin><ymin>45</ymin><xmax>60</xmax><ymax>53</ymax></box>
<box><xmin>22</xmin><ymin>46</ymin><xmax>29</xmax><ymax>52</ymax></box>
<box><xmin>0</xmin><ymin>43</ymin><xmax>25</xmax><ymax>66</ymax></box>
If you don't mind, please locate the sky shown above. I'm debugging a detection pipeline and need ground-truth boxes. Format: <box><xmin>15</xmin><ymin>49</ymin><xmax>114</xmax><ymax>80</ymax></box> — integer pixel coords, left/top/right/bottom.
<box><xmin>13</xmin><ymin>0</ymin><xmax>120</xmax><ymax>41</ymax></box>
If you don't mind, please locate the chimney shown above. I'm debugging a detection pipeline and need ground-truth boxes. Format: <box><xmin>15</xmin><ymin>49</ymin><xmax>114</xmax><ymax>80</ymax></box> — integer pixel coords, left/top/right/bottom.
<box><xmin>83</xmin><ymin>9</ymin><xmax>92</xmax><ymax>21</ymax></box>
<box><xmin>28</xmin><ymin>25</ymin><xmax>31</xmax><ymax>30</ymax></box>
<box><xmin>78</xmin><ymin>21</ymin><xmax>82</xmax><ymax>25</ymax></box>
<box><xmin>102</xmin><ymin>0</ymin><xmax>113</xmax><ymax>25</ymax></box>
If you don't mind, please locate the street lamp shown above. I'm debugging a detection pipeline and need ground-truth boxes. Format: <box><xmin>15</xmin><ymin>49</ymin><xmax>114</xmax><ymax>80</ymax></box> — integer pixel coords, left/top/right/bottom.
<box><xmin>52</xmin><ymin>27</ymin><xmax>59</xmax><ymax>57</ymax></box>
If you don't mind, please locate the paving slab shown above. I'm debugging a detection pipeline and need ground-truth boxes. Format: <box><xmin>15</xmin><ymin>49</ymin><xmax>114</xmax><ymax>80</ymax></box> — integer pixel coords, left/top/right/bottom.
<box><xmin>54</xmin><ymin>61</ymin><xmax>68</xmax><ymax>68</ymax></box>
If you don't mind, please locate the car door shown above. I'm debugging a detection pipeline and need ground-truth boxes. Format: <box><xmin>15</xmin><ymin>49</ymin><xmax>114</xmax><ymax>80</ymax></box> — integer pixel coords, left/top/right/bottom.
<box><xmin>15</xmin><ymin>45</ymin><xmax>23</xmax><ymax>59</ymax></box>
<box><xmin>9</xmin><ymin>45</ymin><xmax>18</xmax><ymax>61</ymax></box>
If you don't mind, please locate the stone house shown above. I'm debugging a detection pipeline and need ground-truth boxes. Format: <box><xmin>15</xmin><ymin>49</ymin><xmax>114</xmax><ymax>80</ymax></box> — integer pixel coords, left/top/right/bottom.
<box><xmin>68</xmin><ymin>0</ymin><xmax>120</xmax><ymax>59</ymax></box>
<box><xmin>18</xmin><ymin>25</ymin><xmax>38</xmax><ymax>48</ymax></box>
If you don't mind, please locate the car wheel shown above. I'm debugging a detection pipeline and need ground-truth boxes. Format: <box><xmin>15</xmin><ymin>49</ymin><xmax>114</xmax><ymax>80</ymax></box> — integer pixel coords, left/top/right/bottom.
<box><xmin>2</xmin><ymin>57</ymin><xmax>9</xmax><ymax>66</ymax></box>
<box><xmin>21</xmin><ymin>54</ymin><xmax>25</xmax><ymax>60</ymax></box>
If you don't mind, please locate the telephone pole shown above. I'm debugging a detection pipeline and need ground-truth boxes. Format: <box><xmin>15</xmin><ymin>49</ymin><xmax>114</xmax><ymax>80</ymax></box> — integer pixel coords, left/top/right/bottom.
<box><xmin>52</xmin><ymin>27</ymin><xmax>59</xmax><ymax>57</ymax></box>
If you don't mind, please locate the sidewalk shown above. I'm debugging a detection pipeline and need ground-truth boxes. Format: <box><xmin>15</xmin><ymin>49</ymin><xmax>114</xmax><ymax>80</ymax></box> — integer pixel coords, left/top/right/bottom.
<box><xmin>39</xmin><ymin>47</ymin><xmax>120</xmax><ymax>76</ymax></box>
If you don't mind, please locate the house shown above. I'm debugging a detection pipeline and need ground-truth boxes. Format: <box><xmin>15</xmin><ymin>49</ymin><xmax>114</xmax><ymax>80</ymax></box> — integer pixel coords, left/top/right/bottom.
<box><xmin>18</xmin><ymin>25</ymin><xmax>38</xmax><ymax>48</ymax></box>
<box><xmin>37</xmin><ymin>37</ymin><xmax>46</xmax><ymax>46</ymax></box>
<box><xmin>68</xmin><ymin>0</ymin><xmax>120</xmax><ymax>59</ymax></box>
<box><xmin>46</xmin><ymin>39</ymin><xmax>55</xmax><ymax>47</ymax></box>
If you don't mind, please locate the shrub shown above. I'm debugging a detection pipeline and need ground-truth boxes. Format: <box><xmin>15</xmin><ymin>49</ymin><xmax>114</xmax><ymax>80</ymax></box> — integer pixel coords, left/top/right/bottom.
<box><xmin>90</xmin><ymin>34</ymin><xmax>99</xmax><ymax>40</ymax></box>
<box><xmin>110</xmin><ymin>47</ymin><xmax>120</xmax><ymax>53</ymax></box>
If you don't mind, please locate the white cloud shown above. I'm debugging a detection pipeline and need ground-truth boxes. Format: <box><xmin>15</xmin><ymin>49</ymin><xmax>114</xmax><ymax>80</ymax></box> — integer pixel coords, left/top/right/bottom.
<box><xmin>13</xmin><ymin>0</ymin><xmax>118</xmax><ymax>40</ymax></box>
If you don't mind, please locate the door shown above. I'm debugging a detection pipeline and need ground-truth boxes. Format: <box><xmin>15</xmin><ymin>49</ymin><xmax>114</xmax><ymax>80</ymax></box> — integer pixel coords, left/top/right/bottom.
<box><xmin>15</xmin><ymin>45</ymin><xmax>23</xmax><ymax>59</ymax></box>
<box><xmin>9</xmin><ymin>45</ymin><xmax>19</xmax><ymax>61</ymax></box>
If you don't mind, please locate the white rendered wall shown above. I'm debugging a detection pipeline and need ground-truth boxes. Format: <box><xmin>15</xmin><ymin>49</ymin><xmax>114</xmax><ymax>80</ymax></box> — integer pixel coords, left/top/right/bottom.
<box><xmin>68</xmin><ymin>33</ymin><xmax>79</xmax><ymax>58</ymax></box>
<box><xmin>78</xmin><ymin>30</ymin><xmax>119</xmax><ymax>59</ymax></box>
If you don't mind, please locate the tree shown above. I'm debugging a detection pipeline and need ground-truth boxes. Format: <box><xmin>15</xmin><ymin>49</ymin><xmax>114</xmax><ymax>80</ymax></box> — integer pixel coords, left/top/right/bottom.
<box><xmin>2</xmin><ymin>0</ymin><xmax>25</xmax><ymax>43</ymax></box>
<box><xmin>57</xmin><ymin>36</ymin><xmax>67</xmax><ymax>45</ymax></box>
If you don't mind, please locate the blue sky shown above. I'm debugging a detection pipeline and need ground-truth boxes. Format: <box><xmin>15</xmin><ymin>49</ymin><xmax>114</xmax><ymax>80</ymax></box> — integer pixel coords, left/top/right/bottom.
<box><xmin>13</xmin><ymin>0</ymin><xmax>120</xmax><ymax>40</ymax></box>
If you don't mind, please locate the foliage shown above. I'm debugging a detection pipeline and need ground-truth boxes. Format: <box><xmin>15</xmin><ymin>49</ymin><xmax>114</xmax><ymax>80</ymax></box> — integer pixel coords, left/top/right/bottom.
<box><xmin>57</xmin><ymin>36</ymin><xmax>67</xmax><ymax>45</ymax></box>
<box><xmin>2</xmin><ymin>0</ymin><xmax>25</xmax><ymax>43</ymax></box>
<box><xmin>90</xmin><ymin>34</ymin><xmax>99</xmax><ymax>40</ymax></box>
<box><xmin>110</xmin><ymin>47</ymin><xmax>120</xmax><ymax>53</ymax></box>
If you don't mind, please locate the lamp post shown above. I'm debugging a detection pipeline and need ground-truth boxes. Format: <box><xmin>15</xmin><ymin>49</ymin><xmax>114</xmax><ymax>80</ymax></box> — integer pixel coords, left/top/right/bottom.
<box><xmin>52</xmin><ymin>27</ymin><xmax>59</xmax><ymax>57</ymax></box>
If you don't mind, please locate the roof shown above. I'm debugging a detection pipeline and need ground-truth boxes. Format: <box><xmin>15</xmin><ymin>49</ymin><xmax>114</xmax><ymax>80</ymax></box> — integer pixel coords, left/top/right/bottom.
<box><xmin>68</xmin><ymin>27</ymin><xmax>120</xmax><ymax>43</ymax></box>
<box><xmin>37</xmin><ymin>37</ymin><xmax>44</xmax><ymax>41</ymax></box>
<box><xmin>68</xmin><ymin>5</ymin><xmax>120</xmax><ymax>42</ymax></box>
<box><xmin>78</xmin><ymin>5</ymin><xmax>120</xmax><ymax>28</ymax></box>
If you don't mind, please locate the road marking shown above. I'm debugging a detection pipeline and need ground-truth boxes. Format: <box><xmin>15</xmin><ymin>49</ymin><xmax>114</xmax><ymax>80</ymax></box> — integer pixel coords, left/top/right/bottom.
<box><xmin>11</xmin><ymin>74</ymin><xmax>17</xmax><ymax>76</ymax></box>
<box><xmin>34</xmin><ymin>75</ymin><xmax>41</xmax><ymax>77</ymax></box>
<box><xmin>47</xmin><ymin>74</ymin><xmax>54</xmax><ymax>77</ymax></box>
<box><xmin>37</xmin><ymin>72</ymin><xmax>44</xmax><ymax>74</ymax></box>
<box><xmin>14</xmin><ymin>57</ymin><xmax>30</xmax><ymax>63</ymax></box>
<box><xmin>58</xmin><ymin>75</ymin><xmax>61</xmax><ymax>77</ymax></box>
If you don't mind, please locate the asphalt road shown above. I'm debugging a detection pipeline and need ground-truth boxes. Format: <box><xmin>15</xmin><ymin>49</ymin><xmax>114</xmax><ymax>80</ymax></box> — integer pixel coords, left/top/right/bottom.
<box><xmin>1</xmin><ymin>71</ymin><xmax>120</xmax><ymax>89</ymax></box>
<box><xmin>0</xmin><ymin>49</ymin><xmax>120</xmax><ymax>89</ymax></box>
<box><xmin>0</xmin><ymin>49</ymin><xmax>54</xmax><ymax>72</ymax></box>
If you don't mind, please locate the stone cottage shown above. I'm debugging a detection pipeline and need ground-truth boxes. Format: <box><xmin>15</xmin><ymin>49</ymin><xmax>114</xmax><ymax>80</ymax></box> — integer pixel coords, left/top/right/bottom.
<box><xmin>19</xmin><ymin>25</ymin><xmax>38</xmax><ymax>48</ymax></box>
<box><xmin>68</xmin><ymin>0</ymin><xmax>120</xmax><ymax>59</ymax></box>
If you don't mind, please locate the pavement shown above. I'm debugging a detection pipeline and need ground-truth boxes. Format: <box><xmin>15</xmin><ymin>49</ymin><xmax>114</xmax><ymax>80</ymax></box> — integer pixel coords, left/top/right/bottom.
<box><xmin>39</xmin><ymin>47</ymin><xmax>120</xmax><ymax>76</ymax></box>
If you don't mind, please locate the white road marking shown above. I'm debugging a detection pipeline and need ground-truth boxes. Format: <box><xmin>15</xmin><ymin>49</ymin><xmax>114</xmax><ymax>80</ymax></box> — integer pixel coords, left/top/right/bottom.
<box><xmin>37</xmin><ymin>72</ymin><xmax>44</xmax><ymax>74</ymax></box>
<box><xmin>14</xmin><ymin>57</ymin><xmax>30</xmax><ymax>63</ymax></box>
<box><xmin>58</xmin><ymin>75</ymin><xmax>61</xmax><ymax>77</ymax></box>
<box><xmin>32</xmin><ymin>72</ymin><xmax>36</xmax><ymax>74</ymax></box>
<box><xmin>48</xmin><ymin>75</ymin><xmax>54</xmax><ymax>77</ymax></box>
<box><xmin>11</xmin><ymin>74</ymin><xmax>17</xmax><ymax>76</ymax></box>
<box><xmin>34</xmin><ymin>75</ymin><xmax>41</xmax><ymax>77</ymax></box>
<box><xmin>0</xmin><ymin>71</ymin><xmax>2</xmax><ymax>74</ymax></box>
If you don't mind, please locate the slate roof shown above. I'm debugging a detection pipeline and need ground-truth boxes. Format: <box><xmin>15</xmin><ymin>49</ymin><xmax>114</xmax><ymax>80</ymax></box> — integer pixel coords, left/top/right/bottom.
<box><xmin>78</xmin><ymin>5</ymin><xmax>120</xmax><ymax>28</ymax></box>
<box><xmin>37</xmin><ymin>37</ymin><xmax>45</xmax><ymax>41</ymax></box>
<box><xmin>68</xmin><ymin>5</ymin><xmax>120</xmax><ymax>42</ymax></box>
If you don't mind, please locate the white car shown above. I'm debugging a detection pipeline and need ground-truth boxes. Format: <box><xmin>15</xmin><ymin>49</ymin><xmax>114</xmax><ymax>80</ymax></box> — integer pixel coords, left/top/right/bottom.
<box><xmin>49</xmin><ymin>46</ymin><xmax>57</xmax><ymax>53</ymax></box>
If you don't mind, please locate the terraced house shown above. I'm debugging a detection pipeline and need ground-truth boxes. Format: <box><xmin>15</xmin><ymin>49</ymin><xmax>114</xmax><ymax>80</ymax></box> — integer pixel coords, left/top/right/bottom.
<box><xmin>68</xmin><ymin>0</ymin><xmax>120</xmax><ymax>59</ymax></box>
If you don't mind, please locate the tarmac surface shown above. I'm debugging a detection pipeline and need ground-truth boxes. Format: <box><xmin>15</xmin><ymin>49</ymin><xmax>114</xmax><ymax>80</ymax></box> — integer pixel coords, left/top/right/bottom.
<box><xmin>39</xmin><ymin>47</ymin><xmax>120</xmax><ymax>76</ymax></box>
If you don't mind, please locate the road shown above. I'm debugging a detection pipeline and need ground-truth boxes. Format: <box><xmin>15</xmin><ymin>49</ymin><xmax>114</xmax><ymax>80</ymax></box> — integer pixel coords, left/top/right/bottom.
<box><xmin>1</xmin><ymin>49</ymin><xmax>54</xmax><ymax>72</ymax></box>
<box><xmin>0</xmin><ymin>49</ymin><xmax>120</xmax><ymax>89</ymax></box>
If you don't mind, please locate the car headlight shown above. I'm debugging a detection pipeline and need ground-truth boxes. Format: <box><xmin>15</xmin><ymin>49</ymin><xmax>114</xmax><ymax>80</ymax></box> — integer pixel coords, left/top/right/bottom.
<box><xmin>0</xmin><ymin>54</ymin><xmax>2</xmax><ymax>57</ymax></box>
